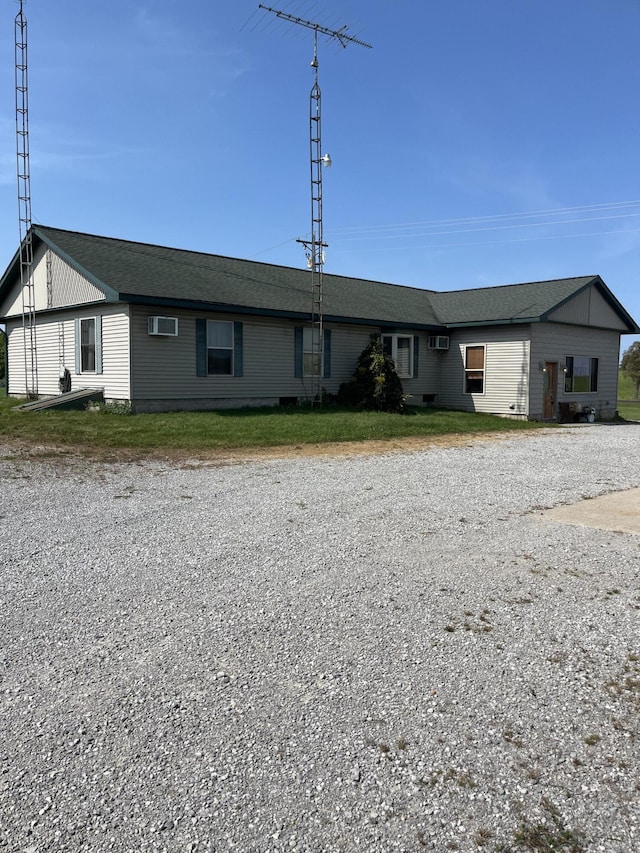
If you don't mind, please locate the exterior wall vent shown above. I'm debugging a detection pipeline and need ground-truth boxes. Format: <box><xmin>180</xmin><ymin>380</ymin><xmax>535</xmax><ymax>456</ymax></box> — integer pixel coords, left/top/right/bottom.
<box><xmin>148</xmin><ymin>316</ymin><xmax>178</xmax><ymax>336</ymax></box>
<box><xmin>428</xmin><ymin>335</ymin><xmax>449</xmax><ymax>351</ymax></box>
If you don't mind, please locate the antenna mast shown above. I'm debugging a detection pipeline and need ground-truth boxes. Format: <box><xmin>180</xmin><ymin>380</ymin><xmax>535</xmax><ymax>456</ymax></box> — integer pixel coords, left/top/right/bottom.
<box><xmin>15</xmin><ymin>0</ymin><xmax>37</xmax><ymax>398</ymax></box>
<box><xmin>258</xmin><ymin>5</ymin><xmax>371</xmax><ymax>402</ymax></box>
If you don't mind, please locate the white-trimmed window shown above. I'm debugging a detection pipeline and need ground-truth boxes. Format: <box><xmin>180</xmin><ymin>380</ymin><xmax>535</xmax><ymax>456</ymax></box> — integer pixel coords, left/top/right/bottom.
<box><xmin>564</xmin><ymin>356</ymin><xmax>598</xmax><ymax>393</ymax></box>
<box><xmin>207</xmin><ymin>320</ymin><xmax>234</xmax><ymax>375</ymax></box>
<box><xmin>303</xmin><ymin>327</ymin><xmax>322</xmax><ymax>377</ymax></box>
<box><xmin>382</xmin><ymin>334</ymin><xmax>414</xmax><ymax>379</ymax></box>
<box><xmin>81</xmin><ymin>318</ymin><xmax>96</xmax><ymax>371</ymax></box>
<box><xmin>464</xmin><ymin>345</ymin><xmax>485</xmax><ymax>394</ymax></box>
<box><xmin>75</xmin><ymin>316</ymin><xmax>102</xmax><ymax>374</ymax></box>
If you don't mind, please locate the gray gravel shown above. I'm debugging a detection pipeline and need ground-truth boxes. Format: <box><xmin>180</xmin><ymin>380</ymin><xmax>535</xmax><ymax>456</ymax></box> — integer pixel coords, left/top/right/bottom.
<box><xmin>1</xmin><ymin>424</ymin><xmax>639</xmax><ymax>853</ymax></box>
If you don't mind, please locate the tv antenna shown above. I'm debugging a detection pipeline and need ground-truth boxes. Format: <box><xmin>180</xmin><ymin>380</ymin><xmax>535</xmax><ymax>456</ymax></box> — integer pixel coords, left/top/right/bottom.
<box><xmin>258</xmin><ymin>5</ymin><xmax>371</xmax><ymax>402</ymax></box>
<box><xmin>15</xmin><ymin>0</ymin><xmax>38</xmax><ymax>398</ymax></box>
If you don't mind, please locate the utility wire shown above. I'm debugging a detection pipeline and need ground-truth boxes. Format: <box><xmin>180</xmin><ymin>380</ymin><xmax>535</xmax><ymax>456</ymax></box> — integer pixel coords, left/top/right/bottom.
<box><xmin>328</xmin><ymin>211</ymin><xmax>640</xmax><ymax>244</ymax></box>
<box><xmin>333</xmin><ymin>227</ymin><xmax>640</xmax><ymax>254</ymax></box>
<box><xmin>252</xmin><ymin>201</ymin><xmax>640</xmax><ymax>258</ymax></box>
<box><xmin>327</xmin><ymin>200</ymin><xmax>640</xmax><ymax>237</ymax></box>
<box><xmin>250</xmin><ymin>237</ymin><xmax>300</xmax><ymax>258</ymax></box>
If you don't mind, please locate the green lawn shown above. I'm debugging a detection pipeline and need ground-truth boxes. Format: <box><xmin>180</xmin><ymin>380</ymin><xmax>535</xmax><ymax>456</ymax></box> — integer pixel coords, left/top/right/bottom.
<box><xmin>617</xmin><ymin>401</ymin><xmax>640</xmax><ymax>421</ymax></box>
<box><xmin>0</xmin><ymin>396</ymin><xmax>548</xmax><ymax>455</ymax></box>
<box><xmin>616</xmin><ymin>370</ymin><xmax>639</xmax><ymax>420</ymax></box>
<box><xmin>618</xmin><ymin>369</ymin><xmax>638</xmax><ymax>401</ymax></box>
<box><xmin>3</xmin><ymin>383</ymin><xmax>638</xmax><ymax>458</ymax></box>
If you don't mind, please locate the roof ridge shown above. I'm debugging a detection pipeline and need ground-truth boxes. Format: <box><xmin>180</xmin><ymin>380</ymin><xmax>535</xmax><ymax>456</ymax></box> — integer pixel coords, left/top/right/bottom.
<box><xmin>431</xmin><ymin>275</ymin><xmax>597</xmax><ymax>296</ymax></box>
<box><xmin>34</xmin><ymin>225</ymin><xmax>437</xmax><ymax>293</ymax></box>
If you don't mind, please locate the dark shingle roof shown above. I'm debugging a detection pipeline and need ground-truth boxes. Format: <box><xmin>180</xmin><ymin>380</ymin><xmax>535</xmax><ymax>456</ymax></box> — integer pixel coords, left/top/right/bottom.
<box><xmin>430</xmin><ymin>277</ymin><xmax>598</xmax><ymax>325</ymax></box>
<box><xmin>31</xmin><ymin>226</ymin><xmax>443</xmax><ymax>329</ymax></box>
<box><xmin>1</xmin><ymin>226</ymin><xmax>636</xmax><ymax>333</ymax></box>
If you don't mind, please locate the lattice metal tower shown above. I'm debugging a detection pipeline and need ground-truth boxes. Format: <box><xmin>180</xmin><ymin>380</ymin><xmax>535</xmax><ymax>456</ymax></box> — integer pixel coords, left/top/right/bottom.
<box><xmin>258</xmin><ymin>5</ymin><xmax>371</xmax><ymax>401</ymax></box>
<box><xmin>15</xmin><ymin>0</ymin><xmax>37</xmax><ymax>397</ymax></box>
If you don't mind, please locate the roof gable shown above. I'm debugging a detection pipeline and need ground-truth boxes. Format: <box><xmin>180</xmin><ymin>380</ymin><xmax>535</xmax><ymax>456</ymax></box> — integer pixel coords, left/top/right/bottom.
<box><xmin>430</xmin><ymin>275</ymin><xmax>639</xmax><ymax>332</ymax></box>
<box><xmin>430</xmin><ymin>277</ymin><xmax>595</xmax><ymax>325</ymax></box>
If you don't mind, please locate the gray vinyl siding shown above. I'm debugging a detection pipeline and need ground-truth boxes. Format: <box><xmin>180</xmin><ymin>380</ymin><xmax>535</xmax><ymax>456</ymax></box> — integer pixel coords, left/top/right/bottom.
<box><xmin>130</xmin><ymin>308</ymin><xmax>440</xmax><ymax>408</ymax></box>
<box><xmin>5</xmin><ymin>306</ymin><xmax>130</xmax><ymax>400</ymax></box>
<box><xmin>323</xmin><ymin>325</ymin><xmax>372</xmax><ymax>393</ymax></box>
<box><xmin>547</xmin><ymin>285</ymin><xmax>629</xmax><ymax>331</ymax></box>
<box><xmin>529</xmin><ymin>323</ymin><xmax>620</xmax><ymax>420</ymax></box>
<box><xmin>1</xmin><ymin>244</ymin><xmax>106</xmax><ymax>318</ymax></box>
<box><xmin>437</xmin><ymin>326</ymin><xmax>531</xmax><ymax>417</ymax></box>
<box><xmin>383</xmin><ymin>331</ymin><xmax>440</xmax><ymax>402</ymax></box>
<box><xmin>130</xmin><ymin>307</ymin><xmax>374</xmax><ymax>403</ymax></box>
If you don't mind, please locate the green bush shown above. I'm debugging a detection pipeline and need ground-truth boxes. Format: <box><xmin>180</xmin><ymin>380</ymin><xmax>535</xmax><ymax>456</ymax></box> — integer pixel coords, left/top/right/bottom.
<box><xmin>337</xmin><ymin>335</ymin><xmax>407</xmax><ymax>413</ymax></box>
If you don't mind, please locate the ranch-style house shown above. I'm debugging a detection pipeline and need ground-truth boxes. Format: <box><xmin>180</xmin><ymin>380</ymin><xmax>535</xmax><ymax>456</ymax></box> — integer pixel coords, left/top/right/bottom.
<box><xmin>0</xmin><ymin>225</ymin><xmax>638</xmax><ymax>419</ymax></box>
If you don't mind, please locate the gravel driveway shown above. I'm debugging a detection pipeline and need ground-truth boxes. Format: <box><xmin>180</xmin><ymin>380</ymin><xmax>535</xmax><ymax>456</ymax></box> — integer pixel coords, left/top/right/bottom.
<box><xmin>1</xmin><ymin>425</ymin><xmax>639</xmax><ymax>853</ymax></box>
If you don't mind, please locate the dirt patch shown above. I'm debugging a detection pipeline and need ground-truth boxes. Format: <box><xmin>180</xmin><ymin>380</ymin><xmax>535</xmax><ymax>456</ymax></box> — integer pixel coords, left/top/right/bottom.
<box><xmin>186</xmin><ymin>430</ymin><xmax>553</xmax><ymax>466</ymax></box>
<box><xmin>0</xmin><ymin>428</ymin><xmax>557</xmax><ymax>468</ymax></box>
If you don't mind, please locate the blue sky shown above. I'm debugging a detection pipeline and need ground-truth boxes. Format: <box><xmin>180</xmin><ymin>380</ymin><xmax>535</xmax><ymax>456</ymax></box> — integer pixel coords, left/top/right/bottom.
<box><xmin>1</xmin><ymin>0</ymin><xmax>639</xmax><ymax>348</ymax></box>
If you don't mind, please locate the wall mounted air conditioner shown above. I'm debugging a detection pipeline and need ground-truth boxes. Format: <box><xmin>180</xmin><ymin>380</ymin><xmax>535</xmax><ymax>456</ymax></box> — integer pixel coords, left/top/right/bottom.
<box><xmin>428</xmin><ymin>335</ymin><xmax>449</xmax><ymax>351</ymax></box>
<box><xmin>148</xmin><ymin>316</ymin><xmax>178</xmax><ymax>336</ymax></box>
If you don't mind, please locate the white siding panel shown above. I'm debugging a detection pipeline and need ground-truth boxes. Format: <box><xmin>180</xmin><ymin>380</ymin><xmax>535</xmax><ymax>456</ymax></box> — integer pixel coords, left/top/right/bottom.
<box><xmin>100</xmin><ymin>311</ymin><xmax>132</xmax><ymax>400</ymax></box>
<box><xmin>5</xmin><ymin>306</ymin><xmax>130</xmax><ymax>400</ymax></box>
<box><xmin>7</xmin><ymin>317</ymin><xmax>69</xmax><ymax>397</ymax></box>
<box><xmin>1</xmin><ymin>281</ymin><xmax>24</xmax><ymax>320</ymax></box>
<box><xmin>2</xmin><ymin>245</ymin><xmax>106</xmax><ymax>318</ymax></box>
<box><xmin>6</xmin><ymin>319</ymin><xmax>26</xmax><ymax>396</ymax></box>
<box><xmin>437</xmin><ymin>326</ymin><xmax>531</xmax><ymax>416</ymax></box>
<box><xmin>530</xmin><ymin>323</ymin><xmax>619</xmax><ymax>419</ymax></box>
<box><xmin>48</xmin><ymin>250</ymin><xmax>106</xmax><ymax>308</ymax></box>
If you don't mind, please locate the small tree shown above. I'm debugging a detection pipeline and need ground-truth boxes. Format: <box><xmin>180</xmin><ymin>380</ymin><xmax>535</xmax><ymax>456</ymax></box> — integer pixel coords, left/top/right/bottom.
<box><xmin>337</xmin><ymin>335</ymin><xmax>406</xmax><ymax>413</ymax></box>
<box><xmin>620</xmin><ymin>341</ymin><xmax>640</xmax><ymax>399</ymax></box>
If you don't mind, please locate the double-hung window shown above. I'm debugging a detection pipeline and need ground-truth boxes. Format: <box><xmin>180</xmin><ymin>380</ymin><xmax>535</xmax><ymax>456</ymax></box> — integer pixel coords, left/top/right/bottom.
<box><xmin>382</xmin><ymin>334</ymin><xmax>414</xmax><ymax>379</ymax></box>
<box><xmin>81</xmin><ymin>318</ymin><xmax>96</xmax><ymax>372</ymax></box>
<box><xmin>207</xmin><ymin>320</ymin><xmax>234</xmax><ymax>375</ymax></box>
<box><xmin>294</xmin><ymin>327</ymin><xmax>331</xmax><ymax>379</ymax></box>
<box><xmin>303</xmin><ymin>327</ymin><xmax>321</xmax><ymax>377</ymax></box>
<box><xmin>464</xmin><ymin>345</ymin><xmax>485</xmax><ymax>394</ymax></box>
<box><xmin>75</xmin><ymin>316</ymin><xmax>102</xmax><ymax>374</ymax></box>
<box><xmin>196</xmin><ymin>319</ymin><xmax>243</xmax><ymax>378</ymax></box>
<box><xmin>564</xmin><ymin>356</ymin><xmax>598</xmax><ymax>393</ymax></box>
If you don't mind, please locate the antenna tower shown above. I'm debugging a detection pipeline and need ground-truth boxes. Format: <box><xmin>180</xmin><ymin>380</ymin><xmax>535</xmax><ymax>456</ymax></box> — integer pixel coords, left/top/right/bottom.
<box><xmin>258</xmin><ymin>5</ymin><xmax>371</xmax><ymax>401</ymax></box>
<box><xmin>15</xmin><ymin>0</ymin><xmax>37</xmax><ymax>398</ymax></box>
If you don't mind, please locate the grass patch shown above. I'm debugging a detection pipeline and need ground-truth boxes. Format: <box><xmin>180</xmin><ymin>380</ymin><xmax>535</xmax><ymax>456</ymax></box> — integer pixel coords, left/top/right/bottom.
<box><xmin>617</xmin><ymin>368</ymin><xmax>639</xmax><ymax>419</ymax></box>
<box><xmin>617</xmin><ymin>401</ymin><xmax>640</xmax><ymax>421</ymax></box>
<box><xmin>618</xmin><ymin>368</ymin><xmax>638</xmax><ymax>401</ymax></box>
<box><xmin>495</xmin><ymin>798</ymin><xmax>586</xmax><ymax>852</ymax></box>
<box><xmin>0</xmin><ymin>396</ymin><xmax>547</xmax><ymax>455</ymax></box>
